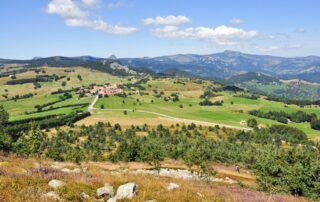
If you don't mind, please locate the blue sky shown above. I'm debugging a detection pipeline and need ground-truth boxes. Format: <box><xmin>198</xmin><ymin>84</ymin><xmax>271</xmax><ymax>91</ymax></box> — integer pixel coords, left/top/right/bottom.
<box><xmin>0</xmin><ymin>0</ymin><xmax>319</xmax><ymax>59</ymax></box>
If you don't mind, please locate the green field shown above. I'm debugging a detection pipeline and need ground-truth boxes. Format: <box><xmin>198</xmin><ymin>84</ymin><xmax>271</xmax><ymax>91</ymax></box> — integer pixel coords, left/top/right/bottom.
<box><xmin>0</xmin><ymin>67</ymin><xmax>125</xmax><ymax>121</ymax></box>
<box><xmin>89</xmin><ymin>78</ymin><xmax>320</xmax><ymax>138</ymax></box>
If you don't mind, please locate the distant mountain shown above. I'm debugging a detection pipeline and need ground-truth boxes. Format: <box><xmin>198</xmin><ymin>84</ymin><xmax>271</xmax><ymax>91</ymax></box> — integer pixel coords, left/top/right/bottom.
<box><xmin>2</xmin><ymin>51</ymin><xmax>320</xmax><ymax>82</ymax></box>
<box><xmin>0</xmin><ymin>56</ymin><xmax>145</xmax><ymax>77</ymax></box>
<box><xmin>118</xmin><ymin>50</ymin><xmax>320</xmax><ymax>83</ymax></box>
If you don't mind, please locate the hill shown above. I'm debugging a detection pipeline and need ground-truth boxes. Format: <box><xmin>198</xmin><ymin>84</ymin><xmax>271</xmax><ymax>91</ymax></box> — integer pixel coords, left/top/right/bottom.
<box><xmin>228</xmin><ymin>72</ymin><xmax>320</xmax><ymax>100</ymax></box>
<box><xmin>229</xmin><ymin>72</ymin><xmax>280</xmax><ymax>84</ymax></box>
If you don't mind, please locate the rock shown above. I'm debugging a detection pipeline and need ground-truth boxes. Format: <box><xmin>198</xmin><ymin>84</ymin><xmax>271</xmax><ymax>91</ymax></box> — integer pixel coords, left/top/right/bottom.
<box><xmin>116</xmin><ymin>182</ymin><xmax>137</xmax><ymax>200</ymax></box>
<box><xmin>97</xmin><ymin>184</ymin><xmax>115</xmax><ymax>197</ymax></box>
<box><xmin>107</xmin><ymin>197</ymin><xmax>116</xmax><ymax>202</ymax></box>
<box><xmin>145</xmin><ymin>200</ymin><xmax>156</xmax><ymax>202</ymax></box>
<box><xmin>48</xmin><ymin>179</ymin><xmax>66</xmax><ymax>189</ymax></box>
<box><xmin>80</xmin><ymin>192</ymin><xmax>90</xmax><ymax>200</ymax></box>
<box><xmin>42</xmin><ymin>191</ymin><xmax>61</xmax><ymax>201</ymax></box>
<box><xmin>167</xmin><ymin>183</ymin><xmax>179</xmax><ymax>190</ymax></box>
<box><xmin>61</xmin><ymin>168</ymin><xmax>81</xmax><ymax>174</ymax></box>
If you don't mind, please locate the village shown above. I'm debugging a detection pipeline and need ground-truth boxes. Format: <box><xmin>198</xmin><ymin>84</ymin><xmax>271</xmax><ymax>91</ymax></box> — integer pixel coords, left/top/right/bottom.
<box><xmin>77</xmin><ymin>83</ymin><xmax>124</xmax><ymax>98</ymax></box>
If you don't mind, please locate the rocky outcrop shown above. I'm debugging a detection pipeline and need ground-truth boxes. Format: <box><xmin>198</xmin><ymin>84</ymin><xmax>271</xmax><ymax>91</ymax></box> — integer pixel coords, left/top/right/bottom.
<box><xmin>113</xmin><ymin>168</ymin><xmax>235</xmax><ymax>184</ymax></box>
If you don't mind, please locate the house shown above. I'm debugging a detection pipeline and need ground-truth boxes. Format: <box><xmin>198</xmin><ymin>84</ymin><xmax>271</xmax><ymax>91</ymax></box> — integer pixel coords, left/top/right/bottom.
<box><xmin>258</xmin><ymin>124</ymin><xmax>266</xmax><ymax>129</ymax></box>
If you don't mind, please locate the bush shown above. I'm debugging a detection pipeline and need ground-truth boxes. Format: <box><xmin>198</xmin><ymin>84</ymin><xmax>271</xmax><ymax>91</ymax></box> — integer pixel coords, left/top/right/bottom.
<box><xmin>247</xmin><ymin>118</ymin><xmax>258</xmax><ymax>128</ymax></box>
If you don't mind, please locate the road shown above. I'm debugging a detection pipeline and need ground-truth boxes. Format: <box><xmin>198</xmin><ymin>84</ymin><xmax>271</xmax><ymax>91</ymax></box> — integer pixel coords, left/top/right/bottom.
<box><xmin>92</xmin><ymin>107</ymin><xmax>251</xmax><ymax>131</ymax></box>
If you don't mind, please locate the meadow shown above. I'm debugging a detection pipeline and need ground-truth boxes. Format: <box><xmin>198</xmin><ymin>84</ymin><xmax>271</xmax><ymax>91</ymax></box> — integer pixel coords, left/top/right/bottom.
<box><xmin>88</xmin><ymin>78</ymin><xmax>320</xmax><ymax>138</ymax></box>
<box><xmin>0</xmin><ymin>67</ymin><xmax>319</xmax><ymax>138</ymax></box>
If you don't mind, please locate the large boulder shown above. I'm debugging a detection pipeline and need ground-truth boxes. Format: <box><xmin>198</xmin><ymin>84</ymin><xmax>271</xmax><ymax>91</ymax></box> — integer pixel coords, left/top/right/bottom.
<box><xmin>167</xmin><ymin>182</ymin><xmax>179</xmax><ymax>190</ymax></box>
<box><xmin>48</xmin><ymin>179</ymin><xmax>65</xmax><ymax>189</ymax></box>
<box><xmin>116</xmin><ymin>182</ymin><xmax>138</xmax><ymax>200</ymax></box>
<box><xmin>97</xmin><ymin>183</ymin><xmax>115</xmax><ymax>198</ymax></box>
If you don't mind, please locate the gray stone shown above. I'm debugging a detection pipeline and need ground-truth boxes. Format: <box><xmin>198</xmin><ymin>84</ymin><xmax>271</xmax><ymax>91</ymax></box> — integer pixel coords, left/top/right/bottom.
<box><xmin>116</xmin><ymin>182</ymin><xmax>137</xmax><ymax>200</ymax></box>
<box><xmin>48</xmin><ymin>179</ymin><xmax>65</xmax><ymax>189</ymax></box>
<box><xmin>167</xmin><ymin>182</ymin><xmax>179</xmax><ymax>190</ymax></box>
<box><xmin>97</xmin><ymin>184</ymin><xmax>115</xmax><ymax>197</ymax></box>
<box><xmin>80</xmin><ymin>192</ymin><xmax>90</xmax><ymax>200</ymax></box>
<box><xmin>43</xmin><ymin>191</ymin><xmax>61</xmax><ymax>201</ymax></box>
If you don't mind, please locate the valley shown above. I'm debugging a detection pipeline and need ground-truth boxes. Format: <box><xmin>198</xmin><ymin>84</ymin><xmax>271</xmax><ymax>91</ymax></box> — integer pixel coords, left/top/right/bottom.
<box><xmin>0</xmin><ymin>58</ymin><xmax>319</xmax><ymax>201</ymax></box>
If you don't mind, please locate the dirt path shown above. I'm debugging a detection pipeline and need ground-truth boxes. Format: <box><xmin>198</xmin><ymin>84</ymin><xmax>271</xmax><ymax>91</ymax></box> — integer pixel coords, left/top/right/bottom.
<box><xmin>88</xmin><ymin>95</ymin><xmax>99</xmax><ymax>114</ymax></box>
<box><xmin>93</xmin><ymin>108</ymin><xmax>251</xmax><ymax>131</ymax></box>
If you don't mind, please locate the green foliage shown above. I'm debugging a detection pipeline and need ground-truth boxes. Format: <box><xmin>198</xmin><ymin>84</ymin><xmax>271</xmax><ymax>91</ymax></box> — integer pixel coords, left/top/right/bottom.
<box><xmin>247</xmin><ymin>118</ymin><xmax>258</xmax><ymax>128</ymax></box>
<box><xmin>311</xmin><ymin>119</ymin><xmax>320</xmax><ymax>130</ymax></box>
<box><xmin>249</xmin><ymin>110</ymin><xmax>317</xmax><ymax>124</ymax></box>
<box><xmin>254</xmin><ymin>146</ymin><xmax>320</xmax><ymax>199</ymax></box>
<box><xmin>0</xmin><ymin>105</ymin><xmax>9</xmax><ymax>127</ymax></box>
<box><xmin>13</xmin><ymin>123</ymin><xmax>47</xmax><ymax>157</ymax></box>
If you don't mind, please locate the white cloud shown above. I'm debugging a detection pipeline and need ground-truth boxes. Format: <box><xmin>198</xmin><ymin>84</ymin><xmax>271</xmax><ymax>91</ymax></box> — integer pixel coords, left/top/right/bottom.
<box><xmin>65</xmin><ymin>18</ymin><xmax>137</xmax><ymax>34</ymax></box>
<box><xmin>46</xmin><ymin>0</ymin><xmax>137</xmax><ymax>35</ymax></box>
<box><xmin>82</xmin><ymin>0</ymin><xmax>101</xmax><ymax>8</ymax></box>
<box><xmin>47</xmin><ymin>0</ymin><xmax>87</xmax><ymax>19</ymax></box>
<box><xmin>143</xmin><ymin>15</ymin><xmax>191</xmax><ymax>26</ymax></box>
<box><xmin>230</xmin><ymin>18</ymin><xmax>245</xmax><ymax>25</ymax></box>
<box><xmin>153</xmin><ymin>25</ymin><xmax>258</xmax><ymax>46</ymax></box>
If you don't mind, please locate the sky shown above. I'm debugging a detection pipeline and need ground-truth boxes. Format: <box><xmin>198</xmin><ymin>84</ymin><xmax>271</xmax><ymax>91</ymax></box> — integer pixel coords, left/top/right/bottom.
<box><xmin>0</xmin><ymin>0</ymin><xmax>319</xmax><ymax>59</ymax></box>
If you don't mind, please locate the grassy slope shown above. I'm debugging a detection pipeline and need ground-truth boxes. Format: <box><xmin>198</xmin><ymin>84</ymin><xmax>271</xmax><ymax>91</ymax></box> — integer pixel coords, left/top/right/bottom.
<box><xmin>0</xmin><ymin>155</ymin><xmax>308</xmax><ymax>202</ymax></box>
<box><xmin>90</xmin><ymin>78</ymin><xmax>320</xmax><ymax>138</ymax></box>
<box><xmin>0</xmin><ymin>67</ymin><xmax>124</xmax><ymax>121</ymax></box>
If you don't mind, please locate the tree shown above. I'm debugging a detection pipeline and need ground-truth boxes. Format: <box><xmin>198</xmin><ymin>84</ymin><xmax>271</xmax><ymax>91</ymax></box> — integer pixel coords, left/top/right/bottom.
<box><xmin>0</xmin><ymin>131</ymin><xmax>11</xmax><ymax>152</ymax></box>
<box><xmin>14</xmin><ymin>123</ymin><xmax>47</xmax><ymax>158</ymax></box>
<box><xmin>0</xmin><ymin>105</ymin><xmax>9</xmax><ymax>127</ymax></box>
<box><xmin>311</xmin><ymin>119</ymin><xmax>320</xmax><ymax>130</ymax></box>
<box><xmin>140</xmin><ymin>138</ymin><xmax>164</xmax><ymax>173</ymax></box>
<box><xmin>247</xmin><ymin>118</ymin><xmax>258</xmax><ymax>128</ymax></box>
<box><xmin>77</xmin><ymin>74</ymin><xmax>82</xmax><ymax>81</ymax></box>
<box><xmin>61</xmin><ymin>81</ymin><xmax>66</xmax><ymax>87</ymax></box>
<box><xmin>100</xmin><ymin>104</ymin><xmax>105</xmax><ymax>109</ymax></box>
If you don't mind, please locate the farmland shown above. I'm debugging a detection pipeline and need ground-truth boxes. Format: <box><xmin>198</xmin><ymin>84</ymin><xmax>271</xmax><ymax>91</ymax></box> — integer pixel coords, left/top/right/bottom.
<box><xmin>0</xmin><ymin>68</ymin><xmax>319</xmax><ymax>137</ymax></box>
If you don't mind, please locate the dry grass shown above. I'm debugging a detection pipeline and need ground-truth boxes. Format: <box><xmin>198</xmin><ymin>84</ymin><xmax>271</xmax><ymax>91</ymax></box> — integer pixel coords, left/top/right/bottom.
<box><xmin>0</xmin><ymin>155</ymin><xmax>310</xmax><ymax>202</ymax></box>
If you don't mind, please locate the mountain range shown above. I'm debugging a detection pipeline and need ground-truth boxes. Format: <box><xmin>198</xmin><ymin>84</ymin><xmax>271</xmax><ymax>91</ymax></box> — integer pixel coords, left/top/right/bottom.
<box><xmin>1</xmin><ymin>50</ymin><xmax>320</xmax><ymax>82</ymax></box>
<box><xmin>119</xmin><ymin>51</ymin><xmax>320</xmax><ymax>83</ymax></box>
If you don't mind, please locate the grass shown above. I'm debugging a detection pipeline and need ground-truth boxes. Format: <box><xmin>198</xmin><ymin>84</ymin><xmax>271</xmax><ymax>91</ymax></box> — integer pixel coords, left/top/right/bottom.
<box><xmin>0</xmin><ymin>67</ymin><xmax>127</xmax><ymax>121</ymax></box>
<box><xmin>88</xmin><ymin>78</ymin><xmax>320</xmax><ymax>138</ymax></box>
<box><xmin>0</xmin><ymin>155</ymin><xmax>309</xmax><ymax>202</ymax></box>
